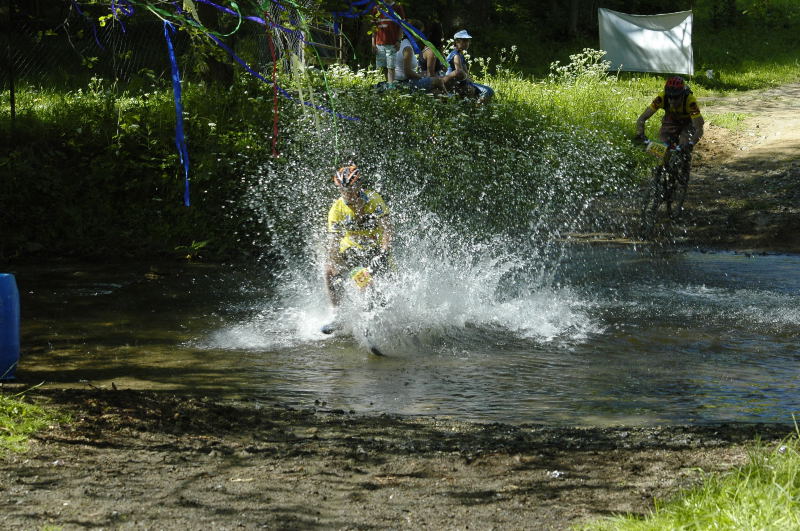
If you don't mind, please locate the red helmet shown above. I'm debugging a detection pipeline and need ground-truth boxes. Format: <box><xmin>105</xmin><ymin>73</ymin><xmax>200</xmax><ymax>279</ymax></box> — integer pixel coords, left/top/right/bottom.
<box><xmin>665</xmin><ymin>76</ymin><xmax>687</xmax><ymax>97</ymax></box>
<box><xmin>333</xmin><ymin>164</ymin><xmax>361</xmax><ymax>187</ymax></box>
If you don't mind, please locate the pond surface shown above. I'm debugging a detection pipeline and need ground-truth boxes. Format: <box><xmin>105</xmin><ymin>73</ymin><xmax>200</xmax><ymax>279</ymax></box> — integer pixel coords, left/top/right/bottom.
<box><xmin>11</xmin><ymin>247</ymin><xmax>800</xmax><ymax>426</ymax></box>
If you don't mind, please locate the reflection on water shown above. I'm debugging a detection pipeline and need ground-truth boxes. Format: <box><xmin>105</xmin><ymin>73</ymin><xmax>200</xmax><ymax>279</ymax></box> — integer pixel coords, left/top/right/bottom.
<box><xmin>10</xmin><ymin>248</ymin><xmax>800</xmax><ymax>426</ymax></box>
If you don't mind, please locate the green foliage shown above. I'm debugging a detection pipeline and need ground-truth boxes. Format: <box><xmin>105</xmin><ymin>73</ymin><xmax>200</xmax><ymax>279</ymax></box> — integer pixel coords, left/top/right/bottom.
<box><xmin>547</xmin><ymin>49</ymin><xmax>613</xmax><ymax>86</ymax></box>
<box><xmin>175</xmin><ymin>239</ymin><xmax>210</xmax><ymax>260</ymax></box>
<box><xmin>692</xmin><ymin>17</ymin><xmax>800</xmax><ymax>92</ymax></box>
<box><xmin>0</xmin><ymin>392</ymin><xmax>67</xmax><ymax>454</ymax></box>
<box><xmin>2</xmin><ymin>0</ymin><xmax>799</xmax><ymax>263</ymax></box>
<box><xmin>0</xmin><ymin>72</ymin><xmax>277</xmax><ymax>261</ymax></box>
<box><xmin>584</xmin><ymin>430</ymin><xmax>800</xmax><ymax>530</ymax></box>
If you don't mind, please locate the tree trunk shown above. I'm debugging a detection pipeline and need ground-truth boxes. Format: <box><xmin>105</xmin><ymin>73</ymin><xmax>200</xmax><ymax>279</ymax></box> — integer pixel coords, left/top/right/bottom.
<box><xmin>197</xmin><ymin>1</ymin><xmax>234</xmax><ymax>87</ymax></box>
<box><xmin>440</xmin><ymin>0</ymin><xmax>492</xmax><ymax>35</ymax></box>
<box><xmin>568</xmin><ymin>0</ymin><xmax>579</xmax><ymax>37</ymax></box>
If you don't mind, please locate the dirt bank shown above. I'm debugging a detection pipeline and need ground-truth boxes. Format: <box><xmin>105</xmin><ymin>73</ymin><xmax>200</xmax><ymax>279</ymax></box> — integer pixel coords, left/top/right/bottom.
<box><xmin>686</xmin><ymin>82</ymin><xmax>800</xmax><ymax>252</ymax></box>
<box><xmin>0</xmin><ymin>388</ymin><xmax>794</xmax><ymax>530</ymax></box>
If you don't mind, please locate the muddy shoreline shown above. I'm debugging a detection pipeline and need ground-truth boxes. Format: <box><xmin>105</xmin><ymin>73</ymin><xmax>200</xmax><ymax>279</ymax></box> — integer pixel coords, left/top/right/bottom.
<box><xmin>1</xmin><ymin>388</ymin><xmax>795</xmax><ymax>530</ymax></box>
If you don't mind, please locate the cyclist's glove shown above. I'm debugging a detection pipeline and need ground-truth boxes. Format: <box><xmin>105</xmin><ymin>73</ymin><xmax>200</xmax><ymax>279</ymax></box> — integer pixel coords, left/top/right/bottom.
<box><xmin>370</xmin><ymin>251</ymin><xmax>389</xmax><ymax>273</ymax></box>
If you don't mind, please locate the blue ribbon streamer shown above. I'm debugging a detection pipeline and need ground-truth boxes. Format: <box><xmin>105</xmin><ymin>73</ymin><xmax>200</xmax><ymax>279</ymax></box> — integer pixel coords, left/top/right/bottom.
<box><xmin>375</xmin><ymin>2</ymin><xmax>423</xmax><ymax>54</ymax></box>
<box><xmin>332</xmin><ymin>0</ymin><xmax>375</xmax><ymax>34</ymax></box>
<box><xmin>194</xmin><ymin>0</ymin><xmax>267</xmax><ymax>25</ymax></box>
<box><xmin>167</xmin><ymin>0</ymin><xmax>359</xmax><ymax>120</ymax></box>
<box><xmin>194</xmin><ymin>0</ymin><xmax>307</xmax><ymax>44</ymax></box>
<box><xmin>163</xmin><ymin>21</ymin><xmax>191</xmax><ymax>206</ymax></box>
<box><xmin>332</xmin><ymin>1</ymin><xmax>424</xmax><ymax>54</ymax></box>
<box><xmin>205</xmin><ymin>31</ymin><xmax>359</xmax><ymax>121</ymax></box>
<box><xmin>111</xmin><ymin>0</ymin><xmax>134</xmax><ymax>33</ymax></box>
<box><xmin>71</xmin><ymin>0</ymin><xmax>105</xmax><ymax>50</ymax></box>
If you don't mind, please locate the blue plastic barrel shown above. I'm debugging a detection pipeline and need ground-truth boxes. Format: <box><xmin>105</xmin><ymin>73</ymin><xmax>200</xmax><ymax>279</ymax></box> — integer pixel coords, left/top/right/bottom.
<box><xmin>0</xmin><ymin>273</ymin><xmax>20</xmax><ymax>380</ymax></box>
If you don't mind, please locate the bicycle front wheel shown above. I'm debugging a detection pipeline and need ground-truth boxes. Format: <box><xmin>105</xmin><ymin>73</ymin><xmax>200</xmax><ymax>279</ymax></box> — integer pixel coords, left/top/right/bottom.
<box><xmin>666</xmin><ymin>157</ymin><xmax>690</xmax><ymax>221</ymax></box>
<box><xmin>640</xmin><ymin>168</ymin><xmax>664</xmax><ymax>238</ymax></box>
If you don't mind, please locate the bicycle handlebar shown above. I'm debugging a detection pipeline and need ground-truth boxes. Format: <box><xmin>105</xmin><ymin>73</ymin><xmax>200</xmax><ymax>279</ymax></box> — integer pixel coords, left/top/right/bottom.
<box><xmin>643</xmin><ymin>138</ymin><xmax>695</xmax><ymax>151</ymax></box>
<box><xmin>643</xmin><ymin>138</ymin><xmax>682</xmax><ymax>152</ymax></box>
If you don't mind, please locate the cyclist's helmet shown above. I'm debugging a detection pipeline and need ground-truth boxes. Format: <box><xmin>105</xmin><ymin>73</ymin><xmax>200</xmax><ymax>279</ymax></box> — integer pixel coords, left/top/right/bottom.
<box><xmin>664</xmin><ymin>76</ymin><xmax>687</xmax><ymax>97</ymax></box>
<box><xmin>333</xmin><ymin>164</ymin><xmax>361</xmax><ymax>187</ymax></box>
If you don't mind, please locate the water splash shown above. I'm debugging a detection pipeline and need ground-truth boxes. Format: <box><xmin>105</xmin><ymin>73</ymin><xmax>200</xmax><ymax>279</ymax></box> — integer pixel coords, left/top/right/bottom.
<box><xmin>205</xmin><ymin>210</ymin><xmax>602</xmax><ymax>354</ymax></box>
<box><xmin>210</xmin><ymin>92</ymin><xmax>637</xmax><ymax>353</ymax></box>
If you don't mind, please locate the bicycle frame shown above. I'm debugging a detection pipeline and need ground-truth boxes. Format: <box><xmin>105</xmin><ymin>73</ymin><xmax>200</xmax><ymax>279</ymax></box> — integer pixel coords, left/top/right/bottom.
<box><xmin>640</xmin><ymin>140</ymin><xmax>691</xmax><ymax>237</ymax></box>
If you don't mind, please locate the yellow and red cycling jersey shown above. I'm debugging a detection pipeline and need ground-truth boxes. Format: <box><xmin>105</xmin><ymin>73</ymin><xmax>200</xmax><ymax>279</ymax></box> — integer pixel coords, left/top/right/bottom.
<box><xmin>649</xmin><ymin>91</ymin><xmax>702</xmax><ymax>121</ymax></box>
<box><xmin>327</xmin><ymin>189</ymin><xmax>388</xmax><ymax>254</ymax></box>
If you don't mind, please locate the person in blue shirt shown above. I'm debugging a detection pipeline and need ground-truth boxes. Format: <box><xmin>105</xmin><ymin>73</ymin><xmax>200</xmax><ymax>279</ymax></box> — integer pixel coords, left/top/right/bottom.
<box><xmin>445</xmin><ymin>30</ymin><xmax>494</xmax><ymax>103</ymax></box>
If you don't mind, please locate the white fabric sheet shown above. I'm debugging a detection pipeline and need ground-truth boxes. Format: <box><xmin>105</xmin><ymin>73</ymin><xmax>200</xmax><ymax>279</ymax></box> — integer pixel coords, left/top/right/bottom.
<box><xmin>598</xmin><ymin>8</ymin><xmax>694</xmax><ymax>75</ymax></box>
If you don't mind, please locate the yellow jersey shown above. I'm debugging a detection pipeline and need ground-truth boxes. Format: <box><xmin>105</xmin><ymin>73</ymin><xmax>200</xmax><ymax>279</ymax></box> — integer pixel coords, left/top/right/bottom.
<box><xmin>327</xmin><ymin>189</ymin><xmax>388</xmax><ymax>254</ymax></box>
<box><xmin>649</xmin><ymin>91</ymin><xmax>702</xmax><ymax>120</ymax></box>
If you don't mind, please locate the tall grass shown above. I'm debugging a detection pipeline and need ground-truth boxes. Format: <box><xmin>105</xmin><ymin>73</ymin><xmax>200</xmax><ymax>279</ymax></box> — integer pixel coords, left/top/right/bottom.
<box><xmin>2</xmin><ymin>58</ymin><xmax>650</xmax><ymax>261</ymax></box>
<box><xmin>584</xmin><ymin>431</ymin><xmax>800</xmax><ymax>530</ymax></box>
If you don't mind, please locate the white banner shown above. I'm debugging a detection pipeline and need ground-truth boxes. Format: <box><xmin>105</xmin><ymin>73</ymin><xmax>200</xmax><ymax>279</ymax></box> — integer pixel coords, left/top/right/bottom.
<box><xmin>598</xmin><ymin>8</ymin><xmax>694</xmax><ymax>75</ymax></box>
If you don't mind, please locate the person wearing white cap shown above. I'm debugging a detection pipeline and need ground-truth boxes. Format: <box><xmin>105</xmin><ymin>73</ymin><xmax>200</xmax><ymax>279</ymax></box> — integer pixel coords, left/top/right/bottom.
<box><xmin>445</xmin><ymin>29</ymin><xmax>494</xmax><ymax>103</ymax></box>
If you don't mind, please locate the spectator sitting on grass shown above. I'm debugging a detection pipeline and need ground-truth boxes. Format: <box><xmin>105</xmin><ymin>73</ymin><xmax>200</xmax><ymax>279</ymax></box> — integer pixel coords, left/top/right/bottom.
<box><xmin>394</xmin><ymin>26</ymin><xmax>446</xmax><ymax>93</ymax></box>
<box><xmin>445</xmin><ymin>29</ymin><xmax>494</xmax><ymax>103</ymax></box>
<box><xmin>418</xmin><ymin>21</ymin><xmax>446</xmax><ymax>77</ymax></box>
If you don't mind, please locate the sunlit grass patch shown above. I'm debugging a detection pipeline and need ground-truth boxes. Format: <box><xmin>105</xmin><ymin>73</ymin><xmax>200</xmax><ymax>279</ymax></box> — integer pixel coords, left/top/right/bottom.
<box><xmin>0</xmin><ymin>393</ymin><xmax>66</xmax><ymax>454</ymax></box>
<box><xmin>481</xmin><ymin>49</ymin><xmax>657</xmax><ymax>136</ymax></box>
<box><xmin>706</xmin><ymin>112</ymin><xmax>751</xmax><ymax>131</ymax></box>
<box><xmin>583</xmin><ymin>431</ymin><xmax>800</xmax><ymax>530</ymax></box>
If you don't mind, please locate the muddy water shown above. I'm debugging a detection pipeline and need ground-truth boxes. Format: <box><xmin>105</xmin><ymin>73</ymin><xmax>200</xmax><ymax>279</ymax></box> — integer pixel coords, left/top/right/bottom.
<box><xmin>11</xmin><ymin>248</ymin><xmax>800</xmax><ymax>426</ymax></box>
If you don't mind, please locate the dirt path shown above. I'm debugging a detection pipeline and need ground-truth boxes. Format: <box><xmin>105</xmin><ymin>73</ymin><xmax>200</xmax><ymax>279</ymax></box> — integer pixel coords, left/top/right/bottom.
<box><xmin>685</xmin><ymin>82</ymin><xmax>800</xmax><ymax>251</ymax></box>
<box><xmin>0</xmin><ymin>389</ymin><xmax>794</xmax><ymax>530</ymax></box>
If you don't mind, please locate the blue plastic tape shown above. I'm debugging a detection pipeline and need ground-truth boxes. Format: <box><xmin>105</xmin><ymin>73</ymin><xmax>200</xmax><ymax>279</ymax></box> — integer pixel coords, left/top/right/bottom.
<box><xmin>163</xmin><ymin>21</ymin><xmax>191</xmax><ymax>206</ymax></box>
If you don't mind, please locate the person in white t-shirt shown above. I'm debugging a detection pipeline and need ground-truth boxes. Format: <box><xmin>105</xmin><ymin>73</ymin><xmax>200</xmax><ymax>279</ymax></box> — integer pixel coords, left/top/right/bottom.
<box><xmin>394</xmin><ymin>35</ymin><xmax>445</xmax><ymax>92</ymax></box>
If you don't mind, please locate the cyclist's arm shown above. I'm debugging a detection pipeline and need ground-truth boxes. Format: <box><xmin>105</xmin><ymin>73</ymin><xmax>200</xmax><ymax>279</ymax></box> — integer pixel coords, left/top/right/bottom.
<box><xmin>377</xmin><ymin>214</ymin><xmax>392</xmax><ymax>253</ymax></box>
<box><xmin>635</xmin><ymin>106</ymin><xmax>657</xmax><ymax>138</ymax></box>
<box><xmin>327</xmin><ymin>204</ymin><xmax>345</xmax><ymax>268</ymax></box>
<box><xmin>325</xmin><ymin>228</ymin><xmax>344</xmax><ymax>276</ymax></box>
<box><xmin>327</xmin><ymin>231</ymin><xmax>341</xmax><ymax>260</ymax></box>
<box><xmin>690</xmin><ymin>115</ymin><xmax>705</xmax><ymax>143</ymax></box>
<box><xmin>453</xmin><ymin>53</ymin><xmax>470</xmax><ymax>81</ymax></box>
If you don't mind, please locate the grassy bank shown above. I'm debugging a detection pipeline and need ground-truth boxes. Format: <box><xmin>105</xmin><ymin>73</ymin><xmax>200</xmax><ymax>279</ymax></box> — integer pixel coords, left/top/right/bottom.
<box><xmin>1</xmin><ymin>76</ymin><xmax>279</xmax><ymax>261</ymax></box>
<box><xmin>0</xmin><ymin>62</ymin><xmax>645</xmax><ymax>263</ymax></box>
<box><xmin>0</xmin><ymin>392</ymin><xmax>66</xmax><ymax>454</ymax></box>
<box><xmin>1</xmin><ymin>4</ymin><xmax>799</xmax><ymax>262</ymax></box>
<box><xmin>585</xmin><ymin>430</ymin><xmax>800</xmax><ymax>530</ymax></box>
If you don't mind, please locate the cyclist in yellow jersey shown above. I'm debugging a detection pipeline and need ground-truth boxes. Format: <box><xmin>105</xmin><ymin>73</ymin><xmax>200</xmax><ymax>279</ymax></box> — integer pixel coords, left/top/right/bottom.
<box><xmin>323</xmin><ymin>164</ymin><xmax>392</xmax><ymax>328</ymax></box>
<box><xmin>635</xmin><ymin>76</ymin><xmax>705</xmax><ymax>151</ymax></box>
